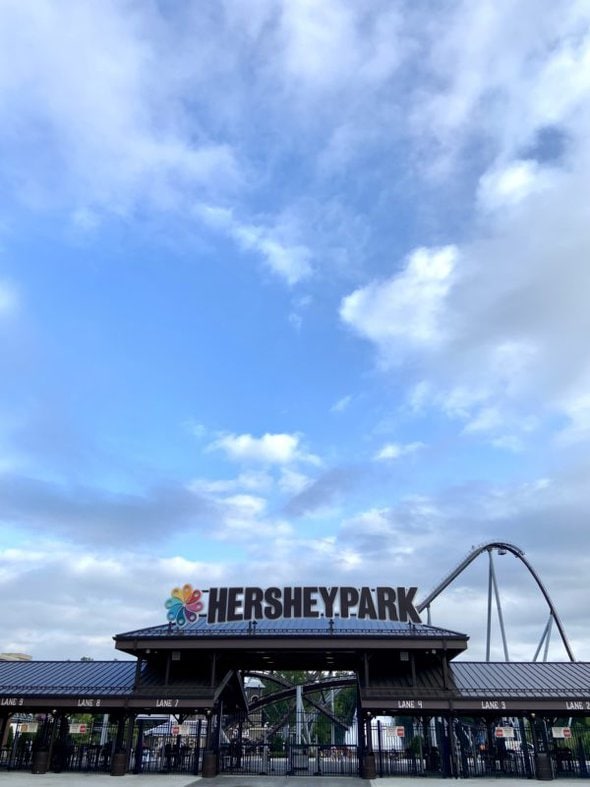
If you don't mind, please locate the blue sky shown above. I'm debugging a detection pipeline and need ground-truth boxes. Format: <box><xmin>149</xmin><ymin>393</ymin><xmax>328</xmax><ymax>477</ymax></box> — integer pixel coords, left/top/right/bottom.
<box><xmin>1</xmin><ymin>0</ymin><xmax>590</xmax><ymax>662</ymax></box>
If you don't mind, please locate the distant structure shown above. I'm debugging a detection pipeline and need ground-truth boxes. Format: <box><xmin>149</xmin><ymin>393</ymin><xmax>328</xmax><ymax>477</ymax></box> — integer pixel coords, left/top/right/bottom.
<box><xmin>0</xmin><ymin>652</ymin><xmax>31</xmax><ymax>661</ymax></box>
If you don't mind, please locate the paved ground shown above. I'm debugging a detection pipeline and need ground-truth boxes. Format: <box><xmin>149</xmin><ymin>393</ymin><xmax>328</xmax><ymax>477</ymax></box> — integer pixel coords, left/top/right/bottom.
<box><xmin>0</xmin><ymin>775</ymin><xmax>588</xmax><ymax>787</ymax></box>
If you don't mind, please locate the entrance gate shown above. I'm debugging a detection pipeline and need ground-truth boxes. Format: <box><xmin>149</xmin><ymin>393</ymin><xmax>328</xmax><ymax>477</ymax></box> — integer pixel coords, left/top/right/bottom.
<box><xmin>218</xmin><ymin>740</ymin><xmax>360</xmax><ymax>777</ymax></box>
<box><xmin>217</xmin><ymin>710</ymin><xmax>360</xmax><ymax>777</ymax></box>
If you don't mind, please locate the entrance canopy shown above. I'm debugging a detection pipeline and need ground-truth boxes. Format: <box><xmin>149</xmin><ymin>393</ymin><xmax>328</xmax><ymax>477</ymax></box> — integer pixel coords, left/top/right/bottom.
<box><xmin>1</xmin><ymin>616</ymin><xmax>589</xmax><ymax>716</ymax></box>
<box><xmin>114</xmin><ymin>616</ymin><xmax>468</xmax><ymax>669</ymax></box>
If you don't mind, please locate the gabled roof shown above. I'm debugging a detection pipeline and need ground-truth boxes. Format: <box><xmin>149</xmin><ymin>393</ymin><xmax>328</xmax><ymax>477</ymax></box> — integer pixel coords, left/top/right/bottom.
<box><xmin>0</xmin><ymin>658</ymin><xmax>243</xmax><ymax>713</ymax></box>
<box><xmin>115</xmin><ymin>615</ymin><xmax>467</xmax><ymax>640</ymax></box>
<box><xmin>451</xmin><ymin>661</ymin><xmax>590</xmax><ymax>697</ymax></box>
<box><xmin>0</xmin><ymin>660</ymin><xmax>136</xmax><ymax>696</ymax></box>
<box><xmin>2</xmin><ymin>657</ymin><xmax>590</xmax><ymax>715</ymax></box>
<box><xmin>361</xmin><ymin>660</ymin><xmax>590</xmax><ymax>714</ymax></box>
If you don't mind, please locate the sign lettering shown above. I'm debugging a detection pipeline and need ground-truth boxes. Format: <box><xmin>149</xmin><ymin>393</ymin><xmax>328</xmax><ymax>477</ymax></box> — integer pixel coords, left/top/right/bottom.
<box><xmin>481</xmin><ymin>700</ymin><xmax>507</xmax><ymax>710</ymax></box>
<box><xmin>156</xmin><ymin>699</ymin><xmax>179</xmax><ymax>708</ymax></box>
<box><xmin>565</xmin><ymin>701</ymin><xmax>585</xmax><ymax>711</ymax></box>
<box><xmin>205</xmin><ymin>586</ymin><xmax>421</xmax><ymax>624</ymax></box>
<box><xmin>398</xmin><ymin>699</ymin><xmax>423</xmax><ymax>709</ymax></box>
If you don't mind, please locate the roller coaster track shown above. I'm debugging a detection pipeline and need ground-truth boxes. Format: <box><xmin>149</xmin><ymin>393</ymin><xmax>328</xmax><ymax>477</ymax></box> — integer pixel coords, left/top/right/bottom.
<box><xmin>244</xmin><ymin>671</ymin><xmax>355</xmax><ymax>728</ymax></box>
<box><xmin>234</xmin><ymin>672</ymin><xmax>356</xmax><ymax>740</ymax></box>
<box><xmin>417</xmin><ymin>541</ymin><xmax>575</xmax><ymax>662</ymax></box>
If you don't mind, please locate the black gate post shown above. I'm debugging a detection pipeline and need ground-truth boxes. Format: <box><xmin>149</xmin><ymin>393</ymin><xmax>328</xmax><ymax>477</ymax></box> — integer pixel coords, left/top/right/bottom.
<box><xmin>362</xmin><ymin>713</ymin><xmax>376</xmax><ymax>779</ymax></box>
<box><xmin>132</xmin><ymin>718</ymin><xmax>144</xmax><ymax>774</ymax></box>
<box><xmin>356</xmin><ymin>687</ymin><xmax>365</xmax><ymax>777</ymax></box>
<box><xmin>376</xmin><ymin>718</ymin><xmax>383</xmax><ymax>777</ymax></box>
<box><xmin>576</xmin><ymin>724</ymin><xmax>588</xmax><ymax>777</ymax></box>
<box><xmin>50</xmin><ymin>712</ymin><xmax>69</xmax><ymax>772</ymax></box>
<box><xmin>110</xmin><ymin>714</ymin><xmax>128</xmax><ymax>776</ymax></box>
<box><xmin>0</xmin><ymin>714</ymin><xmax>10</xmax><ymax>769</ymax></box>
<box><xmin>437</xmin><ymin>717</ymin><xmax>452</xmax><ymax>777</ymax></box>
<box><xmin>31</xmin><ymin>713</ymin><xmax>52</xmax><ymax>774</ymax></box>
<box><xmin>530</xmin><ymin>713</ymin><xmax>553</xmax><ymax>781</ymax></box>
<box><xmin>519</xmin><ymin>716</ymin><xmax>532</xmax><ymax>778</ymax></box>
<box><xmin>202</xmin><ymin>707</ymin><xmax>218</xmax><ymax>777</ymax></box>
<box><xmin>193</xmin><ymin>718</ymin><xmax>203</xmax><ymax>775</ymax></box>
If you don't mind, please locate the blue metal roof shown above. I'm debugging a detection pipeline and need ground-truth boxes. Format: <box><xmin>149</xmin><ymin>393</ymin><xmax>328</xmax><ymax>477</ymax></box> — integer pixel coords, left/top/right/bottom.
<box><xmin>0</xmin><ymin>660</ymin><xmax>136</xmax><ymax>696</ymax></box>
<box><xmin>2</xmin><ymin>657</ymin><xmax>590</xmax><ymax>705</ymax></box>
<box><xmin>450</xmin><ymin>661</ymin><xmax>590</xmax><ymax>697</ymax></box>
<box><xmin>116</xmin><ymin>615</ymin><xmax>467</xmax><ymax>640</ymax></box>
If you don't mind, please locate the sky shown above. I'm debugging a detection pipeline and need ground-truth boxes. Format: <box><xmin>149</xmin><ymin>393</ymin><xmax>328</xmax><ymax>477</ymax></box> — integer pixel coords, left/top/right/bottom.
<box><xmin>1</xmin><ymin>0</ymin><xmax>590</xmax><ymax>664</ymax></box>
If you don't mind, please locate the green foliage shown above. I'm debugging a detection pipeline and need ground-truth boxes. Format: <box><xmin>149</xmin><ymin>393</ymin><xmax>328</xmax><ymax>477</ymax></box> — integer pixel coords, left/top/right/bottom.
<box><xmin>270</xmin><ymin>733</ymin><xmax>284</xmax><ymax>752</ymax></box>
<box><xmin>409</xmin><ymin>734</ymin><xmax>422</xmax><ymax>755</ymax></box>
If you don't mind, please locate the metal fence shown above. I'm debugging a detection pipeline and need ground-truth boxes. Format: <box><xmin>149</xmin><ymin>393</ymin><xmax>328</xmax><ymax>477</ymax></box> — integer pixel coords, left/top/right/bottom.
<box><xmin>218</xmin><ymin>741</ymin><xmax>359</xmax><ymax>776</ymax></box>
<box><xmin>0</xmin><ymin>715</ymin><xmax>209</xmax><ymax>775</ymax></box>
<box><xmin>2</xmin><ymin>712</ymin><xmax>590</xmax><ymax>777</ymax></box>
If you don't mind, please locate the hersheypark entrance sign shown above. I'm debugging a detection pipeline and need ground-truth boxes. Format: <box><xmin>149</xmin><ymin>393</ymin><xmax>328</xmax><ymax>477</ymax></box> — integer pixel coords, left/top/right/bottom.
<box><xmin>165</xmin><ymin>584</ymin><xmax>422</xmax><ymax>626</ymax></box>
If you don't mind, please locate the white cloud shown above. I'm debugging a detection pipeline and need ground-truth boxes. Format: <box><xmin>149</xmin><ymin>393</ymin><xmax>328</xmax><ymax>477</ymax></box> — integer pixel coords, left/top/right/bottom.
<box><xmin>0</xmin><ymin>543</ymin><xmax>237</xmax><ymax>659</ymax></box>
<box><xmin>415</xmin><ymin>1</ymin><xmax>590</xmax><ymax>167</ymax></box>
<box><xmin>197</xmin><ymin>204</ymin><xmax>312</xmax><ymax>286</ymax></box>
<box><xmin>278</xmin><ymin>1</ymin><xmax>404</xmax><ymax>94</ymax></box>
<box><xmin>278</xmin><ymin>468</ymin><xmax>312</xmax><ymax>495</ymax></box>
<box><xmin>214</xmin><ymin>494</ymin><xmax>294</xmax><ymax>540</ymax></box>
<box><xmin>478</xmin><ymin>160</ymin><xmax>554</xmax><ymax>211</ymax></box>
<box><xmin>331</xmin><ymin>395</ymin><xmax>352</xmax><ymax>413</ymax></box>
<box><xmin>224</xmin><ymin>493</ymin><xmax>267</xmax><ymax>519</ymax></box>
<box><xmin>340</xmin><ymin>246</ymin><xmax>458</xmax><ymax>360</ymax></box>
<box><xmin>234</xmin><ymin>224</ymin><xmax>312</xmax><ymax>285</ymax></box>
<box><xmin>555</xmin><ymin>384</ymin><xmax>590</xmax><ymax>446</ymax></box>
<box><xmin>462</xmin><ymin>407</ymin><xmax>503</xmax><ymax>435</ymax></box>
<box><xmin>491</xmin><ymin>435</ymin><xmax>525</xmax><ymax>453</ymax></box>
<box><xmin>70</xmin><ymin>207</ymin><xmax>101</xmax><ymax>232</ymax></box>
<box><xmin>207</xmin><ymin>432</ymin><xmax>319</xmax><ymax>465</ymax></box>
<box><xmin>189</xmin><ymin>471</ymin><xmax>273</xmax><ymax>495</ymax></box>
<box><xmin>0</xmin><ymin>2</ymin><xmax>241</xmax><ymax>216</ymax></box>
<box><xmin>374</xmin><ymin>441</ymin><xmax>424</xmax><ymax>461</ymax></box>
<box><xmin>186</xmin><ymin>420</ymin><xmax>207</xmax><ymax>440</ymax></box>
<box><xmin>0</xmin><ymin>279</ymin><xmax>18</xmax><ymax>316</ymax></box>
<box><xmin>344</xmin><ymin>50</ymin><xmax>590</xmax><ymax>445</ymax></box>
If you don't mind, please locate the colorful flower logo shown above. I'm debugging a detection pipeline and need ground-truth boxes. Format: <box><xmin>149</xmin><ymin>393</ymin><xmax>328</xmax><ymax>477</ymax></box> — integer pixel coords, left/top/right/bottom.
<box><xmin>165</xmin><ymin>584</ymin><xmax>204</xmax><ymax>627</ymax></box>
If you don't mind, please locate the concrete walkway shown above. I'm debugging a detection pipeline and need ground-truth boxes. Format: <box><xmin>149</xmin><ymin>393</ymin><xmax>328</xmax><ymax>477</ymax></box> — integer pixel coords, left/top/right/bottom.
<box><xmin>0</xmin><ymin>775</ymin><xmax>196</xmax><ymax>786</ymax></box>
<box><xmin>0</xmin><ymin>775</ymin><xmax>588</xmax><ymax>787</ymax></box>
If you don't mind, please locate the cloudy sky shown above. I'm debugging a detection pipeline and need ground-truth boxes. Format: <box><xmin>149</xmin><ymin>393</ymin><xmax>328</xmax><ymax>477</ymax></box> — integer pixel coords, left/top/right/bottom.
<box><xmin>1</xmin><ymin>0</ymin><xmax>590</xmax><ymax>664</ymax></box>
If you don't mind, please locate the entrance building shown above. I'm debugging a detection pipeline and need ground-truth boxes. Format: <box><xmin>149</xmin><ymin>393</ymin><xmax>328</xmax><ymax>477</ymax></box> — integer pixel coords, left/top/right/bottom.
<box><xmin>1</xmin><ymin>584</ymin><xmax>590</xmax><ymax>778</ymax></box>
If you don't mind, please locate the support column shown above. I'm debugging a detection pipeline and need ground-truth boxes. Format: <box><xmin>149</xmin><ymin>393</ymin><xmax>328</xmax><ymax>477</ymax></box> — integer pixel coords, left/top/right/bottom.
<box><xmin>31</xmin><ymin>713</ymin><xmax>53</xmax><ymax>775</ymax></box>
<box><xmin>110</xmin><ymin>714</ymin><xmax>128</xmax><ymax>776</ymax></box>
<box><xmin>530</xmin><ymin>713</ymin><xmax>553</xmax><ymax>781</ymax></box>
<box><xmin>201</xmin><ymin>708</ymin><xmax>218</xmax><ymax>778</ymax></box>
<box><xmin>0</xmin><ymin>714</ymin><xmax>11</xmax><ymax>768</ymax></box>
<box><xmin>193</xmin><ymin>718</ymin><xmax>203</xmax><ymax>776</ymax></box>
<box><xmin>356</xmin><ymin>683</ymin><xmax>364</xmax><ymax>778</ymax></box>
<box><xmin>519</xmin><ymin>716</ymin><xmax>533</xmax><ymax>778</ymax></box>
<box><xmin>133</xmin><ymin>718</ymin><xmax>144</xmax><ymax>774</ymax></box>
<box><xmin>362</xmin><ymin>712</ymin><xmax>376</xmax><ymax>779</ymax></box>
<box><xmin>50</xmin><ymin>713</ymin><xmax>69</xmax><ymax>773</ymax></box>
